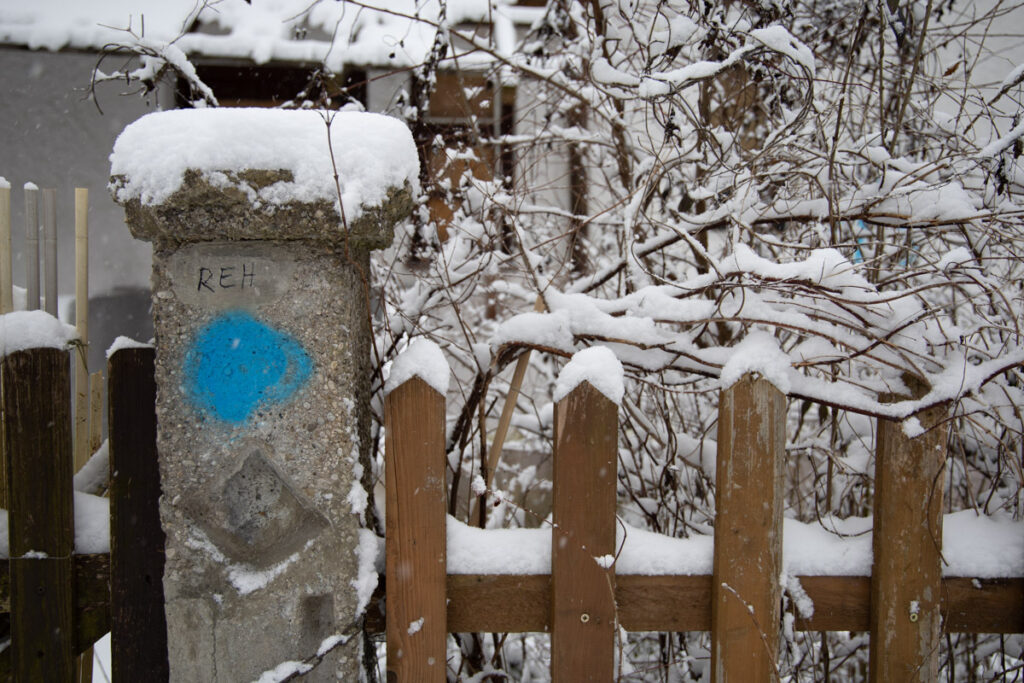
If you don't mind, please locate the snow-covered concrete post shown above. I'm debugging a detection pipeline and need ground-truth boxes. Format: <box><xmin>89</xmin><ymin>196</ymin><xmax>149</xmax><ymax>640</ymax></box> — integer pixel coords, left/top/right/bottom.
<box><xmin>110</xmin><ymin>109</ymin><xmax>417</xmax><ymax>681</ymax></box>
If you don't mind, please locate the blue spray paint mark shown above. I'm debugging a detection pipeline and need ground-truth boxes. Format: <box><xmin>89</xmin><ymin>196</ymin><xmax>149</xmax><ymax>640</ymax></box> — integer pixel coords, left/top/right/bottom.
<box><xmin>184</xmin><ymin>311</ymin><xmax>313</xmax><ymax>423</ymax></box>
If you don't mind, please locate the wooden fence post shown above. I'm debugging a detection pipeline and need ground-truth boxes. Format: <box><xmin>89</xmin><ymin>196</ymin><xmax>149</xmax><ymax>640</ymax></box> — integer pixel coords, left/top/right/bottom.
<box><xmin>870</xmin><ymin>388</ymin><xmax>948</xmax><ymax>682</ymax></box>
<box><xmin>108</xmin><ymin>347</ymin><xmax>168</xmax><ymax>682</ymax></box>
<box><xmin>3</xmin><ymin>347</ymin><xmax>74</xmax><ymax>681</ymax></box>
<box><xmin>712</xmin><ymin>374</ymin><xmax>785</xmax><ymax>682</ymax></box>
<box><xmin>385</xmin><ymin>377</ymin><xmax>447</xmax><ymax>681</ymax></box>
<box><xmin>551</xmin><ymin>381</ymin><xmax>618</xmax><ymax>681</ymax></box>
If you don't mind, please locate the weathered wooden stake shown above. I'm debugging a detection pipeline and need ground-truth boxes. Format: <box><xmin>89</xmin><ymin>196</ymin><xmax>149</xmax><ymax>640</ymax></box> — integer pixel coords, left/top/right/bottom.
<box><xmin>24</xmin><ymin>185</ymin><xmax>39</xmax><ymax>310</ymax></box>
<box><xmin>385</xmin><ymin>377</ymin><xmax>448</xmax><ymax>681</ymax></box>
<box><xmin>3</xmin><ymin>347</ymin><xmax>75</xmax><ymax>681</ymax></box>
<box><xmin>74</xmin><ymin>188</ymin><xmax>90</xmax><ymax>472</ymax></box>
<box><xmin>0</xmin><ymin>183</ymin><xmax>11</xmax><ymax>314</ymax></box>
<box><xmin>89</xmin><ymin>371</ymin><xmax>102</xmax><ymax>454</ymax></box>
<box><xmin>869</xmin><ymin>387</ymin><xmax>948</xmax><ymax>682</ymax></box>
<box><xmin>711</xmin><ymin>374</ymin><xmax>785</xmax><ymax>683</ymax></box>
<box><xmin>551</xmin><ymin>381</ymin><xmax>618</xmax><ymax>681</ymax></box>
<box><xmin>42</xmin><ymin>188</ymin><xmax>57</xmax><ymax>317</ymax></box>
<box><xmin>108</xmin><ymin>347</ymin><xmax>168</xmax><ymax>682</ymax></box>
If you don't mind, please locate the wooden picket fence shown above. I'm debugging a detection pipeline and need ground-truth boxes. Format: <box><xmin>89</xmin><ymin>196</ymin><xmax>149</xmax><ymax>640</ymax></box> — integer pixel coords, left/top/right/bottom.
<box><xmin>0</xmin><ymin>344</ymin><xmax>1022</xmax><ymax>681</ymax></box>
<box><xmin>384</xmin><ymin>373</ymin><xmax>1024</xmax><ymax>682</ymax></box>
<box><xmin>0</xmin><ymin>346</ymin><xmax>167</xmax><ymax>681</ymax></box>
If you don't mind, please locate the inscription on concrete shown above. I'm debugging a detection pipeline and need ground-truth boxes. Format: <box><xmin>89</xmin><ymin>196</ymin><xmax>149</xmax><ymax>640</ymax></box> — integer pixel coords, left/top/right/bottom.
<box><xmin>168</xmin><ymin>242</ymin><xmax>295</xmax><ymax>308</ymax></box>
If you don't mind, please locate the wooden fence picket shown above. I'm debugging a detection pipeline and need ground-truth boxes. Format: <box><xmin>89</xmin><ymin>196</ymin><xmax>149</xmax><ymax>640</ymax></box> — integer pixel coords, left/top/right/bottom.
<box><xmin>711</xmin><ymin>375</ymin><xmax>786</xmax><ymax>682</ymax></box>
<box><xmin>551</xmin><ymin>381</ymin><xmax>618</xmax><ymax>682</ymax></box>
<box><xmin>108</xmin><ymin>347</ymin><xmax>168</xmax><ymax>682</ymax></box>
<box><xmin>870</xmin><ymin>390</ymin><xmax>948</xmax><ymax>682</ymax></box>
<box><xmin>3</xmin><ymin>347</ymin><xmax>75</xmax><ymax>681</ymax></box>
<box><xmin>385</xmin><ymin>377</ymin><xmax>447</xmax><ymax>681</ymax></box>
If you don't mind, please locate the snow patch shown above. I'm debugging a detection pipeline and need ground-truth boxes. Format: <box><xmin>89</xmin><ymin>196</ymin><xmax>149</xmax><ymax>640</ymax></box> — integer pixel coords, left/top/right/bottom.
<box><xmin>553</xmin><ymin>346</ymin><xmax>624</xmax><ymax>405</ymax></box>
<box><xmin>750</xmin><ymin>26</ymin><xmax>816</xmax><ymax>74</ymax></box>
<box><xmin>0</xmin><ymin>310</ymin><xmax>78</xmax><ymax>356</ymax></box>
<box><xmin>384</xmin><ymin>338</ymin><xmax>450</xmax><ymax>396</ymax></box>
<box><xmin>73</xmin><ymin>440</ymin><xmax>109</xmax><ymax>495</ymax></box>
<box><xmin>110</xmin><ymin>109</ymin><xmax>419</xmax><ymax>220</ymax></box>
<box><xmin>0</xmin><ymin>491</ymin><xmax>110</xmax><ymax>557</ymax></box>
<box><xmin>719</xmin><ymin>331</ymin><xmax>792</xmax><ymax>394</ymax></box>
<box><xmin>228</xmin><ymin>551</ymin><xmax>301</xmax><ymax>595</ymax></box>
<box><xmin>352</xmin><ymin>528</ymin><xmax>380</xmax><ymax>613</ymax></box>
<box><xmin>106</xmin><ymin>335</ymin><xmax>152</xmax><ymax>359</ymax></box>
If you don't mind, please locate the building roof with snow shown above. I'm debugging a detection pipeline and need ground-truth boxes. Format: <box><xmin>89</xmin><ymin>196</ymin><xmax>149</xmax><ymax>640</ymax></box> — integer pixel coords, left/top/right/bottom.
<box><xmin>0</xmin><ymin>0</ymin><xmax>543</xmax><ymax>69</ymax></box>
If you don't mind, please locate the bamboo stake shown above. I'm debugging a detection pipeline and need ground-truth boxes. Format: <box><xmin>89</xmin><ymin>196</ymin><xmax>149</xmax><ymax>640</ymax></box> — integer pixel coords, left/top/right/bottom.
<box><xmin>471</xmin><ymin>296</ymin><xmax>546</xmax><ymax>523</ymax></box>
<box><xmin>0</xmin><ymin>183</ymin><xmax>5</xmax><ymax>511</ymax></box>
<box><xmin>24</xmin><ymin>184</ymin><xmax>39</xmax><ymax>311</ymax></box>
<box><xmin>484</xmin><ymin>295</ymin><xmax>547</xmax><ymax>486</ymax></box>
<box><xmin>42</xmin><ymin>188</ymin><xmax>57</xmax><ymax>317</ymax></box>
<box><xmin>74</xmin><ymin>188</ymin><xmax>89</xmax><ymax>472</ymax></box>
<box><xmin>0</xmin><ymin>180</ymin><xmax>11</xmax><ymax>313</ymax></box>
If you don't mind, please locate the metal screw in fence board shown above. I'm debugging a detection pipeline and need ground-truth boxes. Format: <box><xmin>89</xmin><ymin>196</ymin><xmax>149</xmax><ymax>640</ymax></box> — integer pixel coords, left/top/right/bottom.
<box><xmin>870</xmin><ymin>387</ymin><xmax>948</xmax><ymax>682</ymax></box>
<box><xmin>385</xmin><ymin>377</ymin><xmax>447</xmax><ymax>682</ymax></box>
<box><xmin>711</xmin><ymin>374</ymin><xmax>785</xmax><ymax>683</ymax></box>
<box><xmin>551</xmin><ymin>381</ymin><xmax>618</xmax><ymax>682</ymax></box>
<box><xmin>3</xmin><ymin>347</ymin><xmax>75</xmax><ymax>681</ymax></box>
<box><xmin>108</xmin><ymin>347</ymin><xmax>169</xmax><ymax>682</ymax></box>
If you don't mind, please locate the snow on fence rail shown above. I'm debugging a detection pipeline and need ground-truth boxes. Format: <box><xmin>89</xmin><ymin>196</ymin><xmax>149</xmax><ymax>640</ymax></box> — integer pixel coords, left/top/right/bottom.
<box><xmin>383</xmin><ymin>347</ymin><xmax>1024</xmax><ymax>682</ymax></box>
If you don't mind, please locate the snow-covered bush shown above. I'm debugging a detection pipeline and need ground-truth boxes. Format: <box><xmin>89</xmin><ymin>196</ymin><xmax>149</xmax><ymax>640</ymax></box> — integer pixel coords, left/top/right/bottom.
<box><xmin>99</xmin><ymin>0</ymin><xmax>1024</xmax><ymax>679</ymax></box>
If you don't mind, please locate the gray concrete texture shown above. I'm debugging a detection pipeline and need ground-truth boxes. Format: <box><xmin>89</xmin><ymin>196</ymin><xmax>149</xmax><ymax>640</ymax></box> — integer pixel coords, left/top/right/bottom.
<box><xmin>117</xmin><ymin>162</ymin><xmax>410</xmax><ymax>680</ymax></box>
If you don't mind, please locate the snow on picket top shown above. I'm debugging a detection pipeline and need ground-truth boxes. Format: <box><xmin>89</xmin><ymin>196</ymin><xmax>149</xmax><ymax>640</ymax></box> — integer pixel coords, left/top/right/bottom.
<box><xmin>109</xmin><ymin>108</ymin><xmax>419</xmax><ymax>221</ymax></box>
<box><xmin>553</xmin><ymin>346</ymin><xmax>624</xmax><ymax>405</ymax></box>
<box><xmin>0</xmin><ymin>310</ymin><xmax>79</xmax><ymax>357</ymax></box>
<box><xmin>384</xmin><ymin>338</ymin><xmax>451</xmax><ymax>396</ymax></box>
<box><xmin>719</xmin><ymin>330</ymin><xmax>793</xmax><ymax>394</ymax></box>
<box><xmin>106</xmin><ymin>335</ymin><xmax>153</xmax><ymax>359</ymax></box>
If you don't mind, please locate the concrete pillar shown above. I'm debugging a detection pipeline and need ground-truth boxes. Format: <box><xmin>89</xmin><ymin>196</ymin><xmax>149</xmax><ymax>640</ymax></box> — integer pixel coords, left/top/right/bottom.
<box><xmin>111</xmin><ymin>109</ymin><xmax>416</xmax><ymax>681</ymax></box>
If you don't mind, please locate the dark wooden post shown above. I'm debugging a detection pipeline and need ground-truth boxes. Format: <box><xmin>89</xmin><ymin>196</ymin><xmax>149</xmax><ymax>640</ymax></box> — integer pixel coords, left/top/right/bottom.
<box><xmin>385</xmin><ymin>377</ymin><xmax>447</xmax><ymax>681</ymax></box>
<box><xmin>3</xmin><ymin>347</ymin><xmax>75</xmax><ymax>681</ymax></box>
<box><xmin>108</xmin><ymin>347</ymin><xmax>168</xmax><ymax>682</ymax></box>
<box><xmin>551</xmin><ymin>382</ymin><xmax>618</xmax><ymax>681</ymax></box>
<box><xmin>870</xmin><ymin>387</ymin><xmax>947</xmax><ymax>682</ymax></box>
<box><xmin>711</xmin><ymin>375</ymin><xmax>785</xmax><ymax>682</ymax></box>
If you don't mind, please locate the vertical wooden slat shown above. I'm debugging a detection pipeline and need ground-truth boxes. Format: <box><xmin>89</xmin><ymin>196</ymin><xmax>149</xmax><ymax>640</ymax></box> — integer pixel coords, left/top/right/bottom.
<box><xmin>41</xmin><ymin>188</ymin><xmax>57</xmax><ymax>317</ymax></box>
<box><xmin>0</xmin><ymin>183</ymin><xmax>9</xmax><ymax>512</ymax></box>
<box><xmin>551</xmin><ymin>381</ymin><xmax>618</xmax><ymax>682</ymax></box>
<box><xmin>74</xmin><ymin>188</ymin><xmax>90</xmax><ymax>472</ymax></box>
<box><xmin>0</xmin><ymin>183</ymin><xmax>11</xmax><ymax>313</ymax></box>
<box><xmin>3</xmin><ymin>347</ymin><xmax>75</xmax><ymax>681</ymax></box>
<box><xmin>869</xmin><ymin>387</ymin><xmax>947</xmax><ymax>682</ymax></box>
<box><xmin>108</xmin><ymin>347</ymin><xmax>168</xmax><ymax>682</ymax></box>
<box><xmin>711</xmin><ymin>375</ymin><xmax>785</xmax><ymax>683</ymax></box>
<box><xmin>24</xmin><ymin>185</ymin><xmax>39</xmax><ymax>311</ymax></box>
<box><xmin>385</xmin><ymin>377</ymin><xmax>447</xmax><ymax>682</ymax></box>
<box><xmin>79</xmin><ymin>373</ymin><xmax>104</xmax><ymax>683</ymax></box>
<box><xmin>89</xmin><ymin>371</ymin><xmax>102</xmax><ymax>454</ymax></box>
